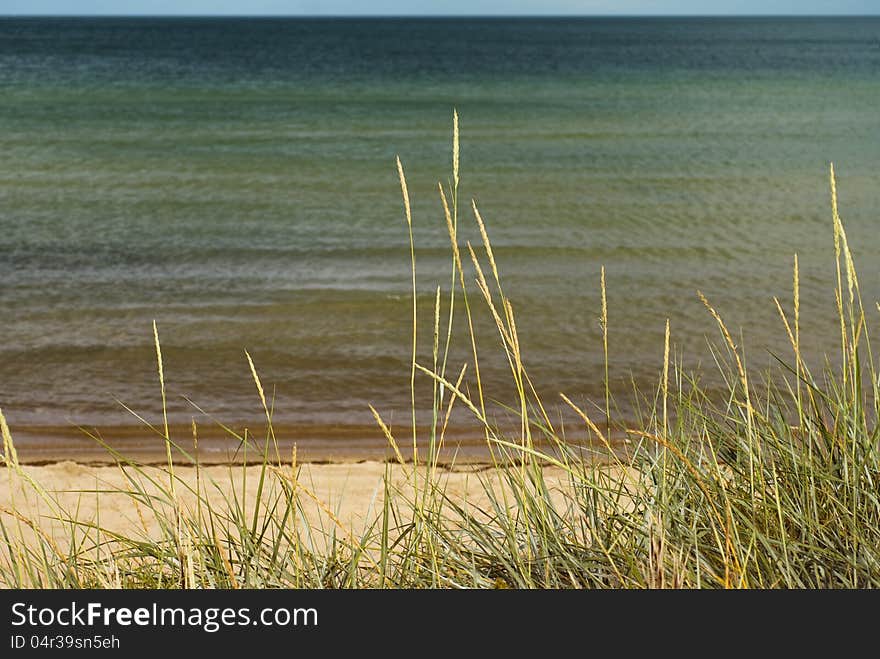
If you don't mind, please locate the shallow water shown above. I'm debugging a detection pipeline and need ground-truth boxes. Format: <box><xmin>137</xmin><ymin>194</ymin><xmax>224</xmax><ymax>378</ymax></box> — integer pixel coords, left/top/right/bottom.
<box><xmin>1</xmin><ymin>17</ymin><xmax>879</xmax><ymax>457</ymax></box>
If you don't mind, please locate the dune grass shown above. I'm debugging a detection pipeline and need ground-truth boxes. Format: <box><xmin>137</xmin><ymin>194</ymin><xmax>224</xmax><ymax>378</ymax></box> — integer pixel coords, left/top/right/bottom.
<box><xmin>2</xmin><ymin>113</ymin><xmax>879</xmax><ymax>588</ymax></box>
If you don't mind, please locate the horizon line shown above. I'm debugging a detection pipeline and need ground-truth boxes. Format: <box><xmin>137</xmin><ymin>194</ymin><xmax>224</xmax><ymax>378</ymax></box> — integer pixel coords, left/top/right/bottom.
<box><xmin>2</xmin><ymin>13</ymin><xmax>879</xmax><ymax>18</ymax></box>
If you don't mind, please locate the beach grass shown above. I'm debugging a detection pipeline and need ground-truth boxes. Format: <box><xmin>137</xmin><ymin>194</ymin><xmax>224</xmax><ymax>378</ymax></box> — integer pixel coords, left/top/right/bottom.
<box><xmin>2</xmin><ymin>114</ymin><xmax>879</xmax><ymax>589</ymax></box>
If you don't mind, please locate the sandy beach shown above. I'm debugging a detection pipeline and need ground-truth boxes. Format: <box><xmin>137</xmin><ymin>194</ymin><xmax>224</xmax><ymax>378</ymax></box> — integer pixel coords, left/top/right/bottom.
<box><xmin>1</xmin><ymin>459</ymin><xmax>571</xmax><ymax>557</ymax></box>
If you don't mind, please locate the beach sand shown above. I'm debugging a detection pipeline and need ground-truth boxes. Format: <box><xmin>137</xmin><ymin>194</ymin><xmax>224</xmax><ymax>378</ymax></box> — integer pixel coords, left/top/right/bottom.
<box><xmin>1</xmin><ymin>460</ymin><xmax>572</xmax><ymax>557</ymax></box>
<box><xmin>9</xmin><ymin>423</ymin><xmax>525</xmax><ymax>465</ymax></box>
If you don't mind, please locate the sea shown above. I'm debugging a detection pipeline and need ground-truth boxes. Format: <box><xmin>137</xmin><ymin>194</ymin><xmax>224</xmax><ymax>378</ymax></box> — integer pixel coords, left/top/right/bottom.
<box><xmin>1</xmin><ymin>17</ymin><xmax>879</xmax><ymax>460</ymax></box>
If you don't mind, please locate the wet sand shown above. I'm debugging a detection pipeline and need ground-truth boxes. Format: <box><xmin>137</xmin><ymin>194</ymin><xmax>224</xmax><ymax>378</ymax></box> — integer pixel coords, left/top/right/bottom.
<box><xmin>8</xmin><ymin>421</ymin><xmax>589</xmax><ymax>465</ymax></box>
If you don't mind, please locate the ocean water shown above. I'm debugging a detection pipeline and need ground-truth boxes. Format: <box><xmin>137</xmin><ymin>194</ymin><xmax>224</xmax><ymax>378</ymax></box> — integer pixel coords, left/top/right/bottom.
<box><xmin>1</xmin><ymin>17</ymin><xmax>879</xmax><ymax>457</ymax></box>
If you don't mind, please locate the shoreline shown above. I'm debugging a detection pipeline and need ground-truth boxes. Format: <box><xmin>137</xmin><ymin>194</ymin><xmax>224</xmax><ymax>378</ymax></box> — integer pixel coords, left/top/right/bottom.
<box><xmin>6</xmin><ymin>421</ymin><xmax>606</xmax><ymax>466</ymax></box>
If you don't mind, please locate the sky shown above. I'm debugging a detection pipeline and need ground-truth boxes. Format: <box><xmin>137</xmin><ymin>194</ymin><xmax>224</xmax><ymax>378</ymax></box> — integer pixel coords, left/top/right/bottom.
<box><xmin>1</xmin><ymin>1</ymin><xmax>877</xmax><ymax>15</ymax></box>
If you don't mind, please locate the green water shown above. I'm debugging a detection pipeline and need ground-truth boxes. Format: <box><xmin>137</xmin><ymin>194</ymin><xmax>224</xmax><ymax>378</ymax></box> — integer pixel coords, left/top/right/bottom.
<box><xmin>1</xmin><ymin>17</ymin><xmax>879</xmax><ymax>456</ymax></box>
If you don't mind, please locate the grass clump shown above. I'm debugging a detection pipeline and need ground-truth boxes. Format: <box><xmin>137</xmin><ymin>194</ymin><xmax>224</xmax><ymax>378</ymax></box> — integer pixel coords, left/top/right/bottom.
<box><xmin>2</xmin><ymin>113</ymin><xmax>879</xmax><ymax>589</ymax></box>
